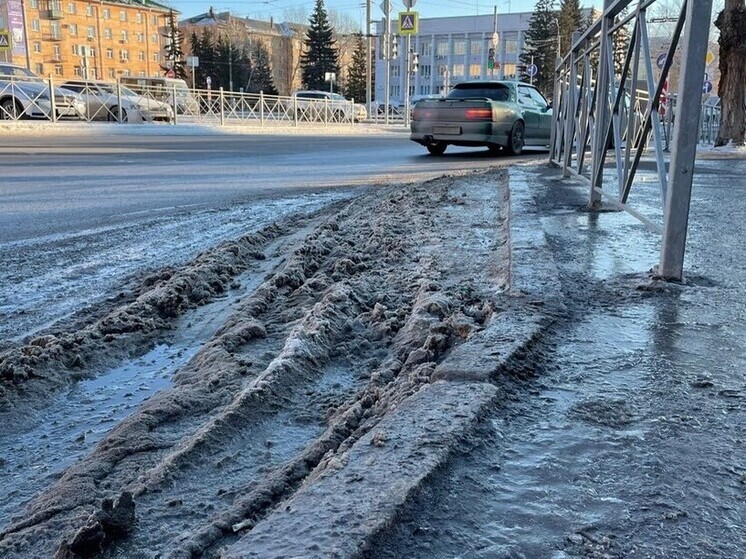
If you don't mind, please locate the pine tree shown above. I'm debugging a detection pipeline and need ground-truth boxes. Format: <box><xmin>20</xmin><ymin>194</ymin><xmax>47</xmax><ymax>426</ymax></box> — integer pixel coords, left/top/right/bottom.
<box><xmin>163</xmin><ymin>10</ymin><xmax>186</xmax><ymax>79</ymax></box>
<box><xmin>520</xmin><ymin>0</ymin><xmax>558</xmax><ymax>95</ymax></box>
<box><xmin>247</xmin><ymin>40</ymin><xmax>278</xmax><ymax>95</ymax></box>
<box><xmin>189</xmin><ymin>28</ymin><xmax>218</xmax><ymax>89</ymax></box>
<box><xmin>558</xmin><ymin>0</ymin><xmax>584</xmax><ymax>57</ymax></box>
<box><xmin>216</xmin><ymin>35</ymin><xmax>250</xmax><ymax>91</ymax></box>
<box><xmin>301</xmin><ymin>0</ymin><xmax>341</xmax><ymax>91</ymax></box>
<box><xmin>612</xmin><ymin>9</ymin><xmax>632</xmax><ymax>78</ymax></box>
<box><xmin>345</xmin><ymin>33</ymin><xmax>367</xmax><ymax>102</ymax></box>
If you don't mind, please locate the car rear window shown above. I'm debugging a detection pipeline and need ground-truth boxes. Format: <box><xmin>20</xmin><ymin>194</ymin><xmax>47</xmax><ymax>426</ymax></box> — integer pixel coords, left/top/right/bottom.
<box><xmin>447</xmin><ymin>84</ymin><xmax>511</xmax><ymax>102</ymax></box>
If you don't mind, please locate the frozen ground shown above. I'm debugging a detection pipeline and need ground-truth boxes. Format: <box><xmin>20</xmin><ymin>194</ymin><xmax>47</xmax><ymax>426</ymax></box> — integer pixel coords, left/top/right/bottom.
<box><xmin>1</xmin><ymin>132</ymin><xmax>743</xmax><ymax>558</ymax></box>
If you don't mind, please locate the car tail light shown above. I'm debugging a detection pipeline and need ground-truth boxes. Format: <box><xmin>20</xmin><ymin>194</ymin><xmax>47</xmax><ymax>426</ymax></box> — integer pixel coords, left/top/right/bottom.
<box><xmin>465</xmin><ymin>108</ymin><xmax>493</xmax><ymax>120</ymax></box>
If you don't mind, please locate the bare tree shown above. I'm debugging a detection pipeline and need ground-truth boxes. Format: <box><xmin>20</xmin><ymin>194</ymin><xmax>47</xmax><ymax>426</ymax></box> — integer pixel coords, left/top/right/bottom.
<box><xmin>715</xmin><ymin>0</ymin><xmax>746</xmax><ymax>146</ymax></box>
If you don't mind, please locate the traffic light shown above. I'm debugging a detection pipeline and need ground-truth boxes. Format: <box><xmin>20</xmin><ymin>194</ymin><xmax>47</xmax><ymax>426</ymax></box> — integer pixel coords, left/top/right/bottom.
<box><xmin>410</xmin><ymin>52</ymin><xmax>419</xmax><ymax>74</ymax></box>
<box><xmin>488</xmin><ymin>48</ymin><xmax>495</xmax><ymax>70</ymax></box>
<box><xmin>390</xmin><ymin>36</ymin><xmax>398</xmax><ymax>59</ymax></box>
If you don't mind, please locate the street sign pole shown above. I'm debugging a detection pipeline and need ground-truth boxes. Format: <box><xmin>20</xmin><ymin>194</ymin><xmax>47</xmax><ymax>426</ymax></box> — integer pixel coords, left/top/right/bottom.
<box><xmin>404</xmin><ymin>34</ymin><xmax>411</xmax><ymax>127</ymax></box>
<box><xmin>384</xmin><ymin>0</ymin><xmax>391</xmax><ymax>125</ymax></box>
<box><xmin>530</xmin><ymin>55</ymin><xmax>534</xmax><ymax>85</ymax></box>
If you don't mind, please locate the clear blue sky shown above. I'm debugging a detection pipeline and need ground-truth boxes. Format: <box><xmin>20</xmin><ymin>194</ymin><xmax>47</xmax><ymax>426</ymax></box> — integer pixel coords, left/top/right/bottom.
<box><xmin>169</xmin><ymin>0</ymin><xmax>544</xmax><ymax>29</ymax></box>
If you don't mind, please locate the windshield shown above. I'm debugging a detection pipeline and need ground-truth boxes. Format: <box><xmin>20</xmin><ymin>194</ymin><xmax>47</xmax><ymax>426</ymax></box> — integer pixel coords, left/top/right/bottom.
<box><xmin>447</xmin><ymin>83</ymin><xmax>512</xmax><ymax>102</ymax></box>
<box><xmin>0</xmin><ymin>65</ymin><xmax>39</xmax><ymax>79</ymax></box>
<box><xmin>331</xmin><ymin>93</ymin><xmax>346</xmax><ymax>101</ymax></box>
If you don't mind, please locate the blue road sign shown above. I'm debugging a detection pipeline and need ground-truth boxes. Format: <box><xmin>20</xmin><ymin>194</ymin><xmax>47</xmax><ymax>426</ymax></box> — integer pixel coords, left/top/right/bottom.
<box><xmin>656</xmin><ymin>53</ymin><xmax>667</xmax><ymax>69</ymax></box>
<box><xmin>703</xmin><ymin>80</ymin><xmax>713</xmax><ymax>94</ymax></box>
<box><xmin>526</xmin><ymin>64</ymin><xmax>538</xmax><ymax>77</ymax></box>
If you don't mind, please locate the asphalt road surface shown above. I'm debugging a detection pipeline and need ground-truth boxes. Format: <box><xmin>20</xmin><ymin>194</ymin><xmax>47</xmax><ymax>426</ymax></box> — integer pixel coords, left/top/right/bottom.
<box><xmin>0</xmin><ymin>130</ymin><xmax>544</xmax><ymax>243</ymax></box>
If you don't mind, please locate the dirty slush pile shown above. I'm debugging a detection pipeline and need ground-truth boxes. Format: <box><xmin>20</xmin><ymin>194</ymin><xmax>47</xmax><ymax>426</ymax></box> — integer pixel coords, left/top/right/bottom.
<box><xmin>0</xmin><ymin>170</ymin><xmax>509</xmax><ymax>558</ymax></box>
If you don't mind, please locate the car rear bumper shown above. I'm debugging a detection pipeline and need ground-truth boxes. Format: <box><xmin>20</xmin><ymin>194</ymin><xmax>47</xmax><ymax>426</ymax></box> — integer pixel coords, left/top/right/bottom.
<box><xmin>411</xmin><ymin>120</ymin><xmax>514</xmax><ymax>147</ymax></box>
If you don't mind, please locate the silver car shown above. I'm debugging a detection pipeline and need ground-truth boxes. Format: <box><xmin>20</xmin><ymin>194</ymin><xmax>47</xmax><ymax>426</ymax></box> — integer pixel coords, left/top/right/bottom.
<box><xmin>0</xmin><ymin>63</ymin><xmax>85</xmax><ymax>120</ymax></box>
<box><xmin>290</xmin><ymin>90</ymin><xmax>367</xmax><ymax>122</ymax></box>
<box><xmin>61</xmin><ymin>80</ymin><xmax>174</xmax><ymax>123</ymax></box>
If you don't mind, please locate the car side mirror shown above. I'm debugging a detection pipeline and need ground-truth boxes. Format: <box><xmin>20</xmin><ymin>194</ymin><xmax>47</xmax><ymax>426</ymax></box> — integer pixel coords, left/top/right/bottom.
<box><xmin>543</xmin><ymin>103</ymin><xmax>552</xmax><ymax>112</ymax></box>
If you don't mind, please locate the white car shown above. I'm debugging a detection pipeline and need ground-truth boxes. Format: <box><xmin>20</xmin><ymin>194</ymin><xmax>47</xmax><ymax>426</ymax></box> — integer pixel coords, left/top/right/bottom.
<box><xmin>0</xmin><ymin>63</ymin><xmax>84</xmax><ymax>120</ymax></box>
<box><xmin>289</xmin><ymin>90</ymin><xmax>367</xmax><ymax>122</ymax></box>
<box><xmin>61</xmin><ymin>80</ymin><xmax>174</xmax><ymax>123</ymax></box>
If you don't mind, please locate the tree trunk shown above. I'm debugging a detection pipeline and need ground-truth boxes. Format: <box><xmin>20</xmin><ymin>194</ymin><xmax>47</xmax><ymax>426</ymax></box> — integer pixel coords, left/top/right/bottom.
<box><xmin>715</xmin><ymin>0</ymin><xmax>746</xmax><ymax>146</ymax></box>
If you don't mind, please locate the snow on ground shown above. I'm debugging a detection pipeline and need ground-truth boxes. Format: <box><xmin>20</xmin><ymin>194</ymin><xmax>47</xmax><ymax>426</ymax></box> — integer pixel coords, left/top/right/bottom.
<box><xmin>0</xmin><ymin>169</ymin><xmax>513</xmax><ymax>558</ymax></box>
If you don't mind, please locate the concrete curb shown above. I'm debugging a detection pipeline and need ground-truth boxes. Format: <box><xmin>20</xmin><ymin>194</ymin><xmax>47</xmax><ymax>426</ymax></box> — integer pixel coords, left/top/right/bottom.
<box><xmin>222</xmin><ymin>167</ymin><xmax>563</xmax><ymax>559</ymax></box>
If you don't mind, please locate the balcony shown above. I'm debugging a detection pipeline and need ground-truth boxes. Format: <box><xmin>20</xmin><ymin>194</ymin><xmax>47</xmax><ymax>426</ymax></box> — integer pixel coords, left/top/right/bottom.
<box><xmin>42</xmin><ymin>33</ymin><xmax>62</xmax><ymax>41</ymax></box>
<box><xmin>47</xmin><ymin>55</ymin><xmax>65</xmax><ymax>63</ymax></box>
<box><xmin>46</xmin><ymin>7</ymin><xmax>63</xmax><ymax>19</ymax></box>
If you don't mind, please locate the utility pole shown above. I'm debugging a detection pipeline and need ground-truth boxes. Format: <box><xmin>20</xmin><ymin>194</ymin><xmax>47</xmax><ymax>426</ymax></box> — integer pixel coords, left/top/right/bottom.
<box><xmin>384</xmin><ymin>0</ymin><xmax>391</xmax><ymax>125</ymax></box>
<box><xmin>366</xmin><ymin>0</ymin><xmax>372</xmax><ymax>116</ymax></box>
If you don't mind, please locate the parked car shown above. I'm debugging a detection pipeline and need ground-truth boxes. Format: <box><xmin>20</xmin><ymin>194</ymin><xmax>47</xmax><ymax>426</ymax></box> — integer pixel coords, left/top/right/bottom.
<box><xmin>410</xmin><ymin>80</ymin><xmax>552</xmax><ymax>156</ymax></box>
<box><xmin>119</xmin><ymin>76</ymin><xmax>199</xmax><ymax>115</ymax></box>
<box><xmin>61</xmin><ymin>80</ymin><xmax>174</xmax><ymax>122</ymax></box>
<box><xmin>0</xmin><ymin>63</ymin><xmax>84</xmax><ymax>120</ymax></box>
<box><xmin>289</xmin><ymin>90</ymin><xmax>367</xmax><ymax>122</ymax></box>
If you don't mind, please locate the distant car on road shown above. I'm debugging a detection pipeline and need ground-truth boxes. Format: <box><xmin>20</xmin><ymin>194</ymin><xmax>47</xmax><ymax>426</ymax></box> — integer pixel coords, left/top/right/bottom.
<box><xmin>118</xmin><ymin>76</ymin><xmax>198</xmax><ymax>115</ymax></box>
<box><xmin>410</xmin><ymin>80</ymin><xmax>552</xmax><ymax>156</ymax></box>
<box><xmin>290</xmin><ymin>90</ymin><xmax>367</xmax><ymax>122</ymax></box>
<box><xmin>61</xmin><ymin>80</ymin><xmax>174</xmax><ymax>123</ymax></box>
<box><xmin>0</xmin><ymin>63</ymin><xmax>84</xmax><ymax>120</ymax></box>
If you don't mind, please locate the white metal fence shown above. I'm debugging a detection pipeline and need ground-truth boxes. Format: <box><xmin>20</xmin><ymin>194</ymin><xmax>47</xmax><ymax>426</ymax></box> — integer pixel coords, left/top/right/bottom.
<box><xmin>0</xmin><ymin>75</ymin><xmax>394</xmax><ymax>128</ymax></box>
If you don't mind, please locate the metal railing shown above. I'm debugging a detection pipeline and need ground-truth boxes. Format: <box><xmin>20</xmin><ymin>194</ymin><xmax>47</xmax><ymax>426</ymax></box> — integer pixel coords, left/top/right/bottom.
<box><xmin>549</xmin><ymin>0</ymin><xmax>714</xmax><ymax>280</ymax></box>
<box><xmin>0</xmin><ymin>75</ymin><xmax>372</xmax><ymax>128</ymax></box>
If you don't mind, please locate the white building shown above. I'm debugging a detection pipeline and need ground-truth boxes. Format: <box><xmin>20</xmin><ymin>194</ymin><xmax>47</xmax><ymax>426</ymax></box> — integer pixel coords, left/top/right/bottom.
<box><xmin>374</xmin><ymin>12</ymin><xmax>534</xmax><ymax>104</ymax></box>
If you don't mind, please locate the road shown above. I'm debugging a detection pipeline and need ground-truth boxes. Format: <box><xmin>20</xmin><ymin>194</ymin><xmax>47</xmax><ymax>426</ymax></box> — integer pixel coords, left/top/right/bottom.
<box><xmin>0</xmin><ymin>130</ymin><xmax>544</xmax><ymax>243</ymax></box>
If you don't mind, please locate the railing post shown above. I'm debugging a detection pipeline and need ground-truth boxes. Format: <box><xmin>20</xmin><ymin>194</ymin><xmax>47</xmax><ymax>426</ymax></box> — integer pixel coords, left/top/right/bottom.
<box><xmin>260</xmin><ymin>90</ymin><xmax>264</xmax><ymax>127</ymax></box>
<box><xmin>659</xmin><ymin>0</ymin><xmax>714</xmax><ymax>281</ymax></box>
<box><xmin>562</xmin><ymin>32</ymin><xmax>580</xmax><ymax>177</ymax></box>
<box><xmin>117</xmin><ymin>82</ymin><xmax>123</xmax><ymax>123</ymax></box>
<box><xmin>219</xmin><ymin>87</ymin><xmax>225</xmax><ymax>126</ymax></box>
<box><xmin>351</xmin><ymin>97</ymin><xmax>355</xmax><ymax>125</ymax></box>
<box><xmin>48</xmin><ymin>75</ymin><xmax>57</xmax><ymax>123</ymax></box>
<box><xmin>590</xmin><ymin>2</ymin><xmax>613</xmax><ymax>207</ymax></box>
<box><xmin>172</xmin><ymin>82</ymin><xmax>178</xmax><ymax>125</ymax></box>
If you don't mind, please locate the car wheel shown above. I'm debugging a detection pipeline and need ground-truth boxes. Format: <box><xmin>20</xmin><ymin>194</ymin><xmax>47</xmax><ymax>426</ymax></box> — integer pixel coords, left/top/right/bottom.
<box><xmin>506</xmin><ymin>121</ymin><xmax>525</xmax><ymax>155</ymax></box>
<box><xmin>426</xmin><ymin>142</ymin><xmax>447</xmax><ymax>156</ymax></box>
<box><xmin>108</xmin><ymin>106</ymin><xmax>128</xmax><ymax>123</ymax></box>
<box><xmin>1</xmin><ymin>97</ymin><xmax>22</xmax><ymax>120</ymax></box>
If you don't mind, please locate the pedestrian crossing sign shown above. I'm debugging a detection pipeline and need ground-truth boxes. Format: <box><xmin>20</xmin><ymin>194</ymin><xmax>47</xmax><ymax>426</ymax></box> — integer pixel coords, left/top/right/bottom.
<box><xmin>0</xmin><ymin>31</ymin><xmax>10</xmax><ymax>51</ymax></box>
<box><xmin>398</xmin><ymin>11</ymin><xmax>418</xmax><ymax>35</ymax></box>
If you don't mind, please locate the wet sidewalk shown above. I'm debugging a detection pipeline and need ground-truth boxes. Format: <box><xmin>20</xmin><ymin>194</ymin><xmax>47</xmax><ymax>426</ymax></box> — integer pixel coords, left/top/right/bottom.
<box><xmin>369</xmin><ymin>156</ymin><xmax>746</xmax><ymax>559</ymax></box>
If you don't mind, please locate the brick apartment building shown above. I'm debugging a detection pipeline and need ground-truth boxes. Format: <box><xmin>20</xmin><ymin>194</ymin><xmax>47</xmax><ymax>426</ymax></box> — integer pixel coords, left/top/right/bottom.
<box><xmin>0</xmin><ymin>0</ymin><xmax>173</xmax><ymax>81</ymax></box>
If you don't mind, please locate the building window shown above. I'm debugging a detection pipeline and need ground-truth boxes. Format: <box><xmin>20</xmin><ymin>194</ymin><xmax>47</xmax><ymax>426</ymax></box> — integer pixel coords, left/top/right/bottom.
<box><xmin>31</xmin><ymin>19</ymin><xmax>40</xmax><ymax>32</ymax></box>
<box><xmin>87</xmin><ymin>26</ymin><xmax>95</xmax><ymax>38</ymax></box>
<box><xmin>88</xmin><ymin>47</ymin><xmax>95</xmax><ymax>57</ymax></box>
<box><xmin>103</xmin><ymin>8</ymin><xmax>110</xmax><ymax>19</ymax></box>
<box><xmin>119</xmin><ymin>10</ymin><xmax>126</xmax><ymax>21</ymax></box>
<box><xmin>109</xmin><ymin>68</ymin><xmax>116</xmax><ymax>78</ymax></box>
<box><xmin>505</xmin><ymin>39</ymin><xmax>518</xmax><ymax>54</ymax></box>
<box><xmin>471</xmin><ymin>42</ymin><xmax>482</xmax><ymax>55</ymax></box>
<box><xmin>391</xmin><ymin>65</ymin><xmax>400</xmax><ymax>77</ymax></box>
<box><xmin>453</xmin><ymin>40</ymin><xmax>466</xmax><ymax>56</ymax></box>
<box><xmin>122</xmin><ymin>69</ymin><xmax>130</xmax><ymax>76</ymax></box>
<box><xmin>152</xmin><ymin>52</ymin><xmax>159</xmax><ymax>62</ymax></box>
<box><xmin>53</xmin><ymin>44</ymin><xmax>61</xmax><ymax>57</ymax></box>
<box><xmin>420</xmin><ymin>64</ymin><xmax>431</xmax><ymax>79</ymax></box>
<box><xmin>67</xmin><ymin>2</ymin><xmax>75</xmax><ymax>14</ymax></box>
<box><xmin>151</xmin><ymin>34</ymin><xmax>158</xmax><ymax>44</ymax></box>
<box><xmin>139</xmin><ymin>71</ymin><xmax>146</xmax><ymax>77</ymax></box>
<box><xmin>136</xmin><ymin>12</ymin><xmax>142</xmax><ymax>23</ymax></box>
<box><xmin>137</xmin><ymin>32</ymin><xmax>144</xmax><ymax>43</ymax></box>
<box><xmin>469</xmin><ymin>63</ymin><xmax>481</xmax><ymax>77</ymax></box>
<box><xmin>120</xmin><ymin>30</ymin><xmax>128</xmax><ymax>43</ymax></box>
<box><xmin>436</xmin><ymin>40</ymin><xmax>448</xmax><ymax>57</ymax></box>
<box><xmin>452</xmin><ymin>64</ymin><xmax>465</xmax><ymax>77</ymax></box>
<box><xmin>69</xmin><ymin>23</ymin><xmax>77</xmax><ymax>36</ymax></box>
<box><xmin>71</xmin><ymin>44</ymin><xmax>78</xmax><ymax>55</ymax></box>
<box><xmin>86</xmin><ymin>5</ymin><xmax>93</xmax><ymax>16</ymax></box>
<box><xmin>104</xmin><ymin>28</ymin><xmax>112</xmax><ymax>39</ymax></box>
<box><xmin>55</xmin><ymin>65</ymin><xmax>63</xmax><ymax>75</ymax></box>
<box><xmin>35</xmin><ymin>63</ymin><xmax>44</xmax><ymax>74</ymax></box>
<box><xmin>502</xmin><ymin>63</ymin><xmax>516</xmax><ymax>77</ymax></box>
<box><xmin>50</xmin><ymin>22</ymin><xmax>60</xmax><ymax>38</ymax></box>
<box><xmin>106</xmin><ymin>48</ymin><xmax>113</xmax><ymax>58</ymax></box>
<box><xmin>120</xmin><ymin>49</ymin><xmax>128</xmax><ymax>61</ymax></box>
<box><xmin>74</xmin><ymin>66</ymin><xmax>81</xmax><ymax>76</ymax></box>
<box><xmin>33</xmin><ymin>42</ymin><xmax>42</xmax><ymax>53</ymax></box>
<box><xmin>420</xmin><ymin>41</ymin><xmax>431</xmax><ymax>56</ymax></box>
<box><xmin>419</xmin><ymin>85</ymin><xmax>431</xmax><ymax>95</ymax></box>
<box><xmin>138</xmin><ymin>51</ymin><xmax>145</xmax><ymax>61</ymax></box>
<box><xmin>30</xmin><ymin>0</ymin><xmax>38</xmax><ymax>7</ymax></box>
<box><xmin>151</xmin><ymin>15</ymin><xmax>157</xmax><ymax>25</ymax></box>
<box><xmin>390</xmin><ymin>85</ymin><xmax>400</xmax><ymax>99</ymax></box>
